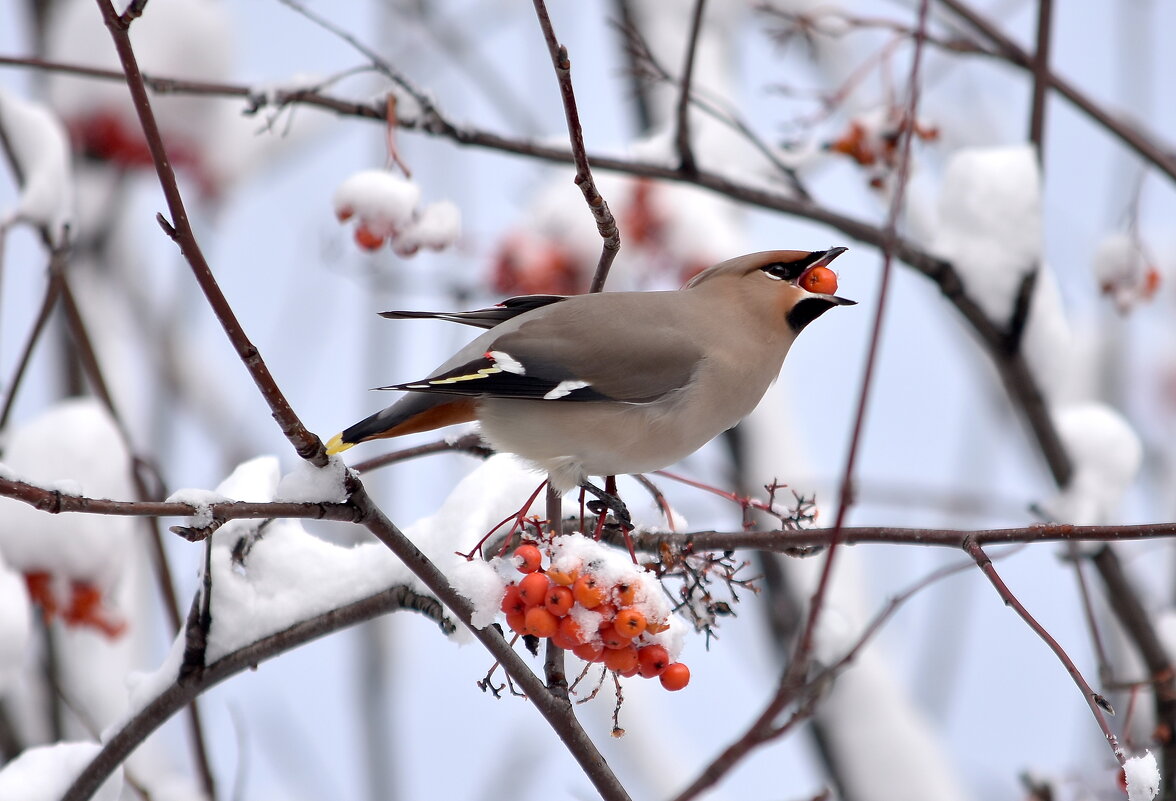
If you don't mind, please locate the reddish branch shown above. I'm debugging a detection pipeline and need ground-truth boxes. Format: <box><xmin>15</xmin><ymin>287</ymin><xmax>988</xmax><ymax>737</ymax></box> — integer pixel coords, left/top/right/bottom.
<box><xmin>964</xmin><ymin>538</ymin><xmax>1124</xmax><ymax>765</ymax></box>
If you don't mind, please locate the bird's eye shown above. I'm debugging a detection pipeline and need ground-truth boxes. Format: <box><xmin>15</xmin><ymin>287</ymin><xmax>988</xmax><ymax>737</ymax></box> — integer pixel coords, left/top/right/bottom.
<box><xmin>760</xmin><ymin>261</ymin><xmax>807</xmax><ymax>282</ymax></box>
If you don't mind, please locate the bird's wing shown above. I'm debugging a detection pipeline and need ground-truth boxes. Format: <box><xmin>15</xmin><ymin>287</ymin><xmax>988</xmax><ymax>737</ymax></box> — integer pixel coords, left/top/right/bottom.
<box><xmin>379</xmin><ymin>295</ymin><xmax>569</xmax><ymax>330</ymax></box>
<box><xmin>384</xmin><ymin>300</ymin><xmax>702</xmax><ymax>403</ymax></box>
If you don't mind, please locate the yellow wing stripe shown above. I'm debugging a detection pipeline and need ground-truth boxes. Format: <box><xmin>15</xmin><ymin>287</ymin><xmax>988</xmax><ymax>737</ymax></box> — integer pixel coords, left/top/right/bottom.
<box><xmin>425</xmin><ymin>366</ymin><xmax>503</xmax><ymax>386</ymax></box>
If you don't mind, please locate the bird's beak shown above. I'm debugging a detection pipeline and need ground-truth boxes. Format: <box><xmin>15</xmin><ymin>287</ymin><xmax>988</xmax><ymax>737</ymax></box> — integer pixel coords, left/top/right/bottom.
<box><xmin>812</xmin><ymin>246</ymin><xmax>848</xmax><ymax>268</ymax></box>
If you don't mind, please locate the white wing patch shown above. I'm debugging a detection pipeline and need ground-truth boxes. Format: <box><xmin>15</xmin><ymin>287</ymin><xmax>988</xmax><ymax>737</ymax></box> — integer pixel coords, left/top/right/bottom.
<box><xmin>544</xmin><ymin>380</ymin><xmax>590</xmax><ymax>400</ymax></box>
<box><xmin>486</xmin><ymin>350</ymin><xmax>526</xmax><ymax>375</ymax></box>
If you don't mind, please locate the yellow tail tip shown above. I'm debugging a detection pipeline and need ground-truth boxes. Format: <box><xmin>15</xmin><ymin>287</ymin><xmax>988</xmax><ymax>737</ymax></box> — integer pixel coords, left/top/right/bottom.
<box><xmin>325</xmin><ymin>433</ymin><xmax>355</xmax><ymax>455</ymax></box>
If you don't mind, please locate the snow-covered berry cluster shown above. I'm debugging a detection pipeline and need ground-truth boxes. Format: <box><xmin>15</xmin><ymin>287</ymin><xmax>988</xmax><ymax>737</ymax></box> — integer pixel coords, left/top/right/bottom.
<box><xmin>497</xmin><ymin>536</ymin><xmax>690</xmax><ymax>691</ymax></box>
<box><xmin>332</xmin><ymin>169</ymin><xmax>461</xmax><ymax>256</ymax></box>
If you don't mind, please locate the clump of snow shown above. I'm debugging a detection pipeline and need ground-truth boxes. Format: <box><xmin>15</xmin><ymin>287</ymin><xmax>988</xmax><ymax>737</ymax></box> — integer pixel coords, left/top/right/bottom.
<box><xmin>1093</xmin><ymin>232</ymin><xmax>1161</xmax><ymax>313</ymax></box>
<box><xmin>45</xmin><ymin>0</ymin><xmax>233</xmax><ymax>185</ymax></box>
<box><xmin>0</xmin><ymin>550</ymin><xmax>30</xmax><ymax>692</ymax></box>
<box><xmin>0</xmin><ymin>741</ymin><xmax>123</xmax><ymax>801</ymax></box>
<box><xmin>333</xmin><ymin>169</ymin><xmax>461</xmax><ymax>257</ymax></box>
<box><xmin>393</xmin><ymin>199</ymin><xmax>463</xmax><ymax>256</ymax></box>
<box><xmin>164</xmin><ymin>487</ymin><xmax>230</xmax><ymax>529</ymax></box>
<box><xmin>1045</xmin><ymin>403</ymin><xmax>1143</xmax><ymax>525</ymax></box>
<box><xmin>930</xmin><ymin>145</ymin><xmax>1042</xmax><ymax>323</ymax></box>
<box><xmin>1125</xmin><ymin>751</ymin><xmax>1160</xmax><ymax>801</ymax></box>
<box><xmin>0</xmin><ymin>398</ymin><xmax>133</xmax><ymax>592</ymax></box>
<box><xmin>332</xmin><ymin>170</ymin><xmax>421</xmax><ymax>234</ymax></box>
<box><xmin>0</xmin><ymin>88</ymin><xmax>75</xmax><ymax>244</ymax></box>
<box><xmin>274</xmin><ymin>456</ymin><xmax>350</xmax><ymax>503</ymax></box>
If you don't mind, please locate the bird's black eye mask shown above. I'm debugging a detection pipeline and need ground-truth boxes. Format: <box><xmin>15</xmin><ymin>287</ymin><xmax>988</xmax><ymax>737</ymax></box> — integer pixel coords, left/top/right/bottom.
<box><xmin>758</xmin><ymin>251</ymin><xmax>829</xmax><ymax>282</ymax></box>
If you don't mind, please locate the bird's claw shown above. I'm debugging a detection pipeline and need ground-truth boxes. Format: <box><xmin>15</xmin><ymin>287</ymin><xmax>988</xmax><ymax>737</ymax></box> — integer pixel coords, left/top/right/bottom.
<box><xmin>581</xmin><ymin>481</ymin><xmax>632</xmax><ymax>529</ymax></box>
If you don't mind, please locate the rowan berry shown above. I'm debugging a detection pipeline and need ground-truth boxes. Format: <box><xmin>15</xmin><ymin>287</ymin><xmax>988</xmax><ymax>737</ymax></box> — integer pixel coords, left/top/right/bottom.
<box><xmin>500</xmin><ymin>584</ymin><xmax>526</xmax><ymax>616</ymax></box>
<box><xmin>524</xmin><ymin>606</ymin><xmax>559</xmax><ymax>639</ymax></box>
<box><xmin>598</xmin><ymin>623</ymin><xmax>632</xmax><ymax>650</ymax></box>
<box><xmin>505</xmin><ymin>611</ymin><xmax>527</xmax><ymax>635</ymax></box>
<box><xmin>637</xmin><ymin>644</ymin><xmax>670</xmax><ymax>678</ymax></box>
<box><xmin>602</xmin><ymin>644</ymin><xmax>639</xmax><ymax>674</ymax></box>
<box><xmin>614</xmin><ymin>608</ymin><xmax>647</xmax><ymax>638</ymax></box>
<box><xmin>799</xmin><ymin>265</ymin><xmax>838</xmax><ymax>294</ymax></box>
<box><xmin>573</xmin><ymin>641</ymin><xmax>605</xmax><ymax>662</ymax></box>
<box><xmin>572</xmin><ymin>574</ymin><xmax>605</xmax><ymax>608</ymax></box>
<box><xmin>518</xmin><ymin>572</ymin><xmax>551</xmax><ymax>607</ymax></box>
<box><xmin>546</xmin><ymin>563</ymin><xmax>580</xmax><ymax>586</ymax></box>
<box><xmin>660</xmin><ymin>662</ymin><xmax>691</xmax><ymax>691</ymax></box>
<box><xmin>615</xmin><ymin>581</ymin><xmax>638</xmax><ymax>606</ymax></box>
<box><xmin>354</xmin><ymin>224</ymin><xmax>385</xmax><ymax>251</ymax></box>
<box><xmin>544</xmin><ymin>585</ymin><xmax>574</xmax><ymax>617</ymax></box>
<box><xmin>552</xmin><ymin>616</ymin><xmax>587</xmax><ymax>650</ymax></box>
<box><xmin>513</xmin><ymin>543</ymin><xmax>543</xmax><ymax>574</ymax></box>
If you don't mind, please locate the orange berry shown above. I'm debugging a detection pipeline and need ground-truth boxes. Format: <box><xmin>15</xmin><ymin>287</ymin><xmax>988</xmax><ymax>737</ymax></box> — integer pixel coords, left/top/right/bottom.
<box><xmin>552</xmin><ymin>616</ymin><xmax>587</xmax><ymax>650</ymax></box>
<box><xmin>354</xmin><ymin>224</ymin><xmax>385</xmax><ymax>251</ymax></box>
<box><xmin>513</xmin><ymin>543</ymin><xmax>543</xmax><ymax>574</ymax></box>
<box><xmin>546</xmin><ymin>564</ymin><xmax>580</xmax><ymax>586</ymax></box>
<box><xmin>505</xmin><ymin>611</ymin><xmax>527</xmax><ymax>634</ymax></box>
<box><xmin>573</xmin><ymin>574</ymin><xmax>605</xmax><ymax>609</ymax></box>
<box><xmin>544</xmin><ymin>585</ymin><xmax>574</xmax><ymax>617</ymax></box>
<box><xmin>593</xmin><ymin>602</ymin><xmax>617</xmax><ymax>623</ymax></box>
<box><xmin>598</xmin><ymin>623</ymin><xmax>632</xmax><ymax>650</ymax></box>
<box><xmin>573</xmin><ymin>640</ymin><xmax>605</xmax><ymax>662</ymax></box>
<box><xmin>336</xmin><ymin>205</ymin><xmax>354</xmax><ymax>222</ymax></box>
<box><xmin>500</xmin><ymin>584</ymin><xmax>526</xmax><ymax>616</ymax></box>
<box><xmin>615</xmin><ymin>581</ymin><xmax>638</xmax><ymax>606</ymax></box>
<box><xmin>799</xmin><ymin>265</ymin><xmax>838</xmax><ymax>295</ymax></box>
<box><xmin>646</xmin><ymin>619</ymin><xmax>670</xmax><ymax>634</ymax></box>
<box><xmin>524</xmin><ymin>606</ymin><xmax>559</xmax><ymax>639</ymax></box>
<box><xmin>614</xmin><ymin>608</ymin><xmax>647</xmax><ymax>638</ymax></box>
<box><xmin>602</xmin><ymin>644</ymin><xmax>639</xmax><ymax>674</ymax></box>
<box><xmin>518</xmin><ymin>572</ymin><xmax>551</xmax><ymax>607</ymax></box>
<box><xmin>637</xmin><ymin>644</ymin><xmax>670</xmax><ymax>678</ymax></box>
<box><xmin>660</xmin><ymin>662</ymin><xmax>690</xmax><ymax>691</ymax></box>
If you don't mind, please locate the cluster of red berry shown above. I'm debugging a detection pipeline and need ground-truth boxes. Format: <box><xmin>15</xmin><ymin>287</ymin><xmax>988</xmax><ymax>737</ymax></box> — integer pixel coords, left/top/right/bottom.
<box><xmin>500</xmin><ymin>543</ymin><xmax>690</xmax><ymax>691</ymax></box>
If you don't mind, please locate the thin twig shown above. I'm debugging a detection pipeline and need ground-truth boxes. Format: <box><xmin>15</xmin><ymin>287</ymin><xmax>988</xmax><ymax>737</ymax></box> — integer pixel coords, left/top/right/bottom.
<box><xmin>790</xmin><ymin>0</ymin><xmax>931</xmax><ymax>675</ymax></box>
<box><xmin>1027</xmin><ymin>0</ymin><xmax>1054</xmax><ymax>160</ymax></box>
<box><xmin>349</xmin><ymin>433</ymin><xmax>493</xmax><ymax>474</ymax></box>
<box><xmin>530</xmin><ymin>0</ymin><xmax>621</xmax><ymax>293</ymax></box>
<box><xmin>94</xmin><ymin>0</ymin><xmax>327</xmax><ymax>466</ymax></box>
<box><xmin>963</xmin><ymin>537</ymin><xmax>1124</xmax><ymax>765</ymax></box>
<box><xmin>1090</xmin><ymin>545</ymin><xmax>1176</xmax><ymax>795</ymax></box>
<box><xmin>57</xmin><ymin>277</ymin><xmax>216</xmax><ymax>794</ymax></box>
<box><xmin>675</xmin><ymin>0</ymin><xmax>706</xmax><ymax>174</ymax></box>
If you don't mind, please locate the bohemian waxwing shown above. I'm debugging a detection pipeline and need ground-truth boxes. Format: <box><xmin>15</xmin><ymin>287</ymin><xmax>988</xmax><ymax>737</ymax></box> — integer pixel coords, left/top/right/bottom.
<box><xmin>326</xmin><ymin>248</ymin><xmax>853</xmax><ymax>497</ymax></box>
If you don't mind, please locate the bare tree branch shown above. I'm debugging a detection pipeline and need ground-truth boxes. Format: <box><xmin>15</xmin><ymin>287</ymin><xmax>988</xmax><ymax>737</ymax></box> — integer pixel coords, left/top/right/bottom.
<box><xmin>93</xmin><ymin>0</ymin><xmax>328</xmax><ymax>466</ymax></box>
<box><xmin>530</xmin><ymin>0</ymin><xmax>621</xmax><ymax>293</ymax></box>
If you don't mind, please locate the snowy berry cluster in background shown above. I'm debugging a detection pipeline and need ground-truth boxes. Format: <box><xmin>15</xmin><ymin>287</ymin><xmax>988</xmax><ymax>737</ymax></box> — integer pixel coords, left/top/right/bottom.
<box><xmin>332</xmin><ymin>169</ymin><xmax>461</xmax><ymax>256</ymax></box>
<box><xmin>495</xmin><ymin>536</ymin><xmax>690</xmax><ymax>691</ymax></box>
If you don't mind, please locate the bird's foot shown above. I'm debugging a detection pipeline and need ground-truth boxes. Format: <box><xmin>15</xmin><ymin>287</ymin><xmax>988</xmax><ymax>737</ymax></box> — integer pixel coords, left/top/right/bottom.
<box><xmin>579</xmin><ymin>479</ymin><xmax>632</xmax><ymax>530</ymax></box>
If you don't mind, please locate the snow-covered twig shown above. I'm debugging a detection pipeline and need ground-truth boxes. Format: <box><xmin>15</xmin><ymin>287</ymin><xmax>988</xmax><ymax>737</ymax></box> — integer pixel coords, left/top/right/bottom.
<box><xmin>59</xmin><ymin>583</ymin><xmax>456</xmax><ymax>801</ymax></box>
<box><xmin>530</xmin><ymin>0</ymin><xmax>621</xmax><ymax>294</ymax></box>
